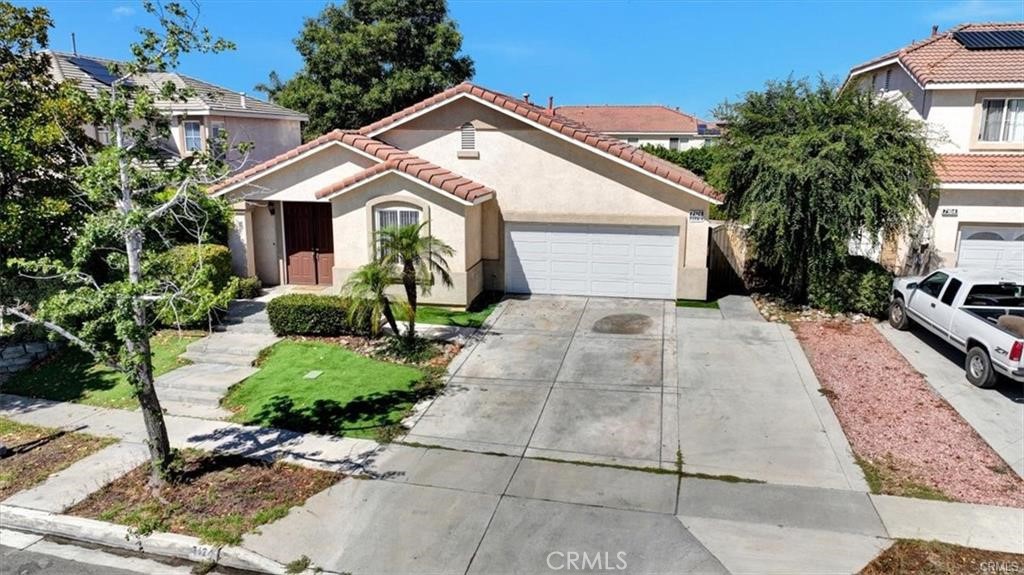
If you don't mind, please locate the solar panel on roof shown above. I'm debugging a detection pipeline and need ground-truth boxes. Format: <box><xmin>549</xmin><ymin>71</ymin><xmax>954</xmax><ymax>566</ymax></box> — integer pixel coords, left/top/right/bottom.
<box><xmin>69</xmin><ymin>57</ymin><xmax>119</xmax><ymax>85</ymax></box>
<box><xmin>953</xmin><ymin>30</ymin><xmax>1024</xmax><ymax>50</ymax></box>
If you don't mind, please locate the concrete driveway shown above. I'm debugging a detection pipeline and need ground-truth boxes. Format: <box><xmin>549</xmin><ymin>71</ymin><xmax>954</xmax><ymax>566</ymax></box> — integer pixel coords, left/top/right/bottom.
<box><xmin>407</xmin><ymin>295</ymin><xmax>677</xmax><ymax>468</ymax></box>
<box><xmin>676</xmin><ymin>297</ymin><xmax>868</xmax><ymax>490</ymax></box>
<box><xmin>877</xmin><ymin>322</ymin><xmax>1024</xmax><ymax>477</ymax></box>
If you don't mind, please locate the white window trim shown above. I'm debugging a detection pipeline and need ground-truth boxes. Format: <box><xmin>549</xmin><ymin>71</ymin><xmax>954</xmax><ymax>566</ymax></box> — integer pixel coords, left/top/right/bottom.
<box><xmin>978</xmin><ymin>97</ymin><xmax>1024</xmax><ymax>143</ymax></box>
<box><xmin>374</xmin><ymin>205</ymin><xmax>422</xmax><ymax>258</ymax></box>
<box><xmin>183</xmin><ymin>120</ymin><xmax>203</xmax><ymax>152</ymax></box>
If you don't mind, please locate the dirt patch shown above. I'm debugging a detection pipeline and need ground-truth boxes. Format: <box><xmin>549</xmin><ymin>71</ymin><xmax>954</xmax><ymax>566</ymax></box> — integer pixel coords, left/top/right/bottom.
<box><xmin>860</xmin><ymin>540</ymin><xmax>1024</xmax><ymax>575</ymax></box>
<box><xmin>592</xmin><ymin>313</ymin><xmax>654</xmax><ymax>335</ymax></box>
<box><xmin>68</xmin><ymin>449</ymin><xmax>341</xmax><ymax>545</ymax></box>
<box><xmin>794</xmin><ymin>321</ymin><xmax>1023</xmax><ymax>507</ymax></box>
<box><xmin>0</xmin><ymin>417</ymin><xmax>115</xmax><ymax>500</ymax></box>
<box><xmin>290</xmin><ymin>334</ymin><xmax>460</xmax><ymax>369</ymax></box>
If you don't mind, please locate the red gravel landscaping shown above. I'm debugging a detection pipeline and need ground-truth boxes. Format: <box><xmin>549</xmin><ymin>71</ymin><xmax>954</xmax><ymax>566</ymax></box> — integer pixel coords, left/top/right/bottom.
<box><xmin>794</xmin><ymin>321</ymin><xmax>1024</xmax><ymax>507</ymax></box>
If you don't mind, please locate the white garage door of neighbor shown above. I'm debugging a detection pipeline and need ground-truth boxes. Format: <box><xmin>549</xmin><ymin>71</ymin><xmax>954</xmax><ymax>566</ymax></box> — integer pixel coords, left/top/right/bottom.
<box><xmin>505</xmin><ymin>223</ymin><xmax>679</xmax><ymax>299</ymax></box>
<box><xmin>957</xmin><ymin>225</ymin><xmax>1024</xmax><ymax>275</ymax></box>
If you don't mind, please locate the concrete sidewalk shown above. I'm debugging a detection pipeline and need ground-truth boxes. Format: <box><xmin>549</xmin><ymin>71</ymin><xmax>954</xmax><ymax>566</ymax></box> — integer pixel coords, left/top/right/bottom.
<box><xmin>3</xmin><ymin>393</ymin><xmax>1023</xmax><ymax>574</ymax></box>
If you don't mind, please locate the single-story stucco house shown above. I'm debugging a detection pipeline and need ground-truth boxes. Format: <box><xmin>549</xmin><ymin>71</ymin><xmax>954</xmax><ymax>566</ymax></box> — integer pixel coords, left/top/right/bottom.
<box><xmin>211</xmin><ymin>83</ymin><xmax>721</xmax><ymax>305</ymax></box>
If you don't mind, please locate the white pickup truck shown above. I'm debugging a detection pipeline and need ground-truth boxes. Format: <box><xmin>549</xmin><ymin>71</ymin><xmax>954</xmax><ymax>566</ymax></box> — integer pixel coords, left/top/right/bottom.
<box><xmin>889</xmin><ymin>268</ymin><xmax>1024</xmax><ymax>387</ymax></box>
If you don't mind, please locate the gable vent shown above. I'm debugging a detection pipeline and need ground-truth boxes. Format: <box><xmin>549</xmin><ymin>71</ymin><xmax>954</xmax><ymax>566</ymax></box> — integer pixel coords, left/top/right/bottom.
<box><xmin>460</xmin><ymin>122</ymin><xmax>475</xmax><ymax>150</ymax></box>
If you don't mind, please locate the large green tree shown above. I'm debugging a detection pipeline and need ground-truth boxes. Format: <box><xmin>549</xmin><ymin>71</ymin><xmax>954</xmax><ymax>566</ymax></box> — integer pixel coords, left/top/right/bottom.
<box><xmin>2</xmin><ymin>1</ymin><xmax>236</xmax><ymax>487</ymax></box>
<box><xmin>711</xmin><ymin>78</ymin><xmax>936</xmax><ymax>302</ymax></box>
<box><xmin>258</xmin><ymin>0</ymin><xmax>474</xmax><ymax>137</ymax></box>
<box><xmin>0</xmin><ymin>3</ymin><xmax>92</xmax><ymax>308</ymax></box>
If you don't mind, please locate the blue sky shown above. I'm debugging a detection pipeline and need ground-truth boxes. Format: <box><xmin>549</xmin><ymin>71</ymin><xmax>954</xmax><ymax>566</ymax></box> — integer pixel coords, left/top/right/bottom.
<box><xmin>29</xmin><ymin>0</ymin><xmax>1024</xmax><ymax>119</ymax></box>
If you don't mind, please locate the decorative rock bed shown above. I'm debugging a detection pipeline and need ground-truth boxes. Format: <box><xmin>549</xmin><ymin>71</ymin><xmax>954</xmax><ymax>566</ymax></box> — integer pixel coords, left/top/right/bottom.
<box><xmin>0</xmin><ymin>341</ymin><xmax>59</xmax><ymax>382</ymax></box>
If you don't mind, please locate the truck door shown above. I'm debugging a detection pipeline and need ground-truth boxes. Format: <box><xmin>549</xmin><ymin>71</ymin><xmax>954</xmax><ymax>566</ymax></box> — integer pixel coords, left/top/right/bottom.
<box><xmin>907</xmin><ymin>271</ymin><xmax>950</xmax><ymax>336</ymax></box>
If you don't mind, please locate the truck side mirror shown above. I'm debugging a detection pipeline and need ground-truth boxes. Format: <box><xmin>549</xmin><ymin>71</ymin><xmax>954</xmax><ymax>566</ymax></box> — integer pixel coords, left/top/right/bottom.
<box><xmin>907</xmin><ymin>282</ymin><xmax>918</xmax><ymax>290</ymax></box>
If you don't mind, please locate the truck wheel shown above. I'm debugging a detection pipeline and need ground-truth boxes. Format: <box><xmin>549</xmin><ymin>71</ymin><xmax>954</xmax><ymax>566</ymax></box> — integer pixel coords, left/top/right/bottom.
<box><xmin>888</xmin><ymin>298</ymin><xmax>910</xmax><ymax>330</ymax></box>
<box><xmin>965</xmin><ymin>347</ymin><xmax>998</xmax><ymax>388</ymax></box>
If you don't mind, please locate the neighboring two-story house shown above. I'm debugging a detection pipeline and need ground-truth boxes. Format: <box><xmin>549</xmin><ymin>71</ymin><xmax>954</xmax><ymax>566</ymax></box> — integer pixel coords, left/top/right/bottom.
<box><xmin>554</xmin><ymin>104</ymin><xmax>720</xmax><ymax>150</ymax></box>
<box><xmin>47</xmin><ymin>51</ymin><xmax>307</xmax><ymax>167</ymax></box>
<box><xmin>847</xmin><ymin>22</ymin><xmax>1024</xmax><ymax>275</ymax></box>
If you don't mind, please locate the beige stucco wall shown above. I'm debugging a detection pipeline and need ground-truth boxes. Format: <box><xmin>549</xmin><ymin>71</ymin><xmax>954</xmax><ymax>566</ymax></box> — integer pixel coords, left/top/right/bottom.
<box><xmin>169</xmin><ymin>115</ymin><xmax>301</xmax><ymax>165</ymax></box>
<box><xmin>378</xmin><ymin>97</ymin><xmax>713</xmax><ymax>299</ymax></box>
<box><xmin>328</xmin><ymin>172</ymin><xmax>481</xmax><ymax>306</ymax></box>
<box><xmin>931</xmin><ymin>187</ymin><xmax>1024</xmax><ymax>266</ymax></box>
<box><xmin>227</xmin><ymin>144</ymin><xmax>377</xmax><ymax>203</ymax></box>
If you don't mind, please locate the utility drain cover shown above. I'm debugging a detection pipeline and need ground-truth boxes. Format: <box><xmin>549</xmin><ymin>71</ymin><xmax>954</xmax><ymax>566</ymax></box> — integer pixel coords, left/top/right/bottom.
<box><xmin>592</xmin><ymin>313</ymin><xmax>653</xmax><ymax>335</ymax></box>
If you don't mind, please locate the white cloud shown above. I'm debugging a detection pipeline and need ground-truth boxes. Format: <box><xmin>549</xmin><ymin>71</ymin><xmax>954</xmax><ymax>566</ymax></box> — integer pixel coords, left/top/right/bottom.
<box><xmin>111</xmin><ymin>5</ymin><xmax>136</xmax><ymax>19</ymax></box>
<box><xmin>927</xmin><ymin>0</ymin><xmax>1023</xmax><ymax>24</ymax></box>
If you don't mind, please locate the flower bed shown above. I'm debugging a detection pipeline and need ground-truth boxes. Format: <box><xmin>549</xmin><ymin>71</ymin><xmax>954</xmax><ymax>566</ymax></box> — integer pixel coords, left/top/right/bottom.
<box><xmin>794</xmin><ymin>321</ymin><xmax>1023</xmax><ymax>507</ymax></box>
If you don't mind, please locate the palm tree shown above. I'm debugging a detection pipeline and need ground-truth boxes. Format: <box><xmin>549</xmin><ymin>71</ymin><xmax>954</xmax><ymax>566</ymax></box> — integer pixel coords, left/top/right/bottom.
<box><xmin>341</xmin><ymin>260</ymin><xmax>400</xmax><ymax>337</ymax></box>
<box><xmin>376</xmin><ymin>222</ymin><xmax>454</xmax><ymax>342</ymax></box>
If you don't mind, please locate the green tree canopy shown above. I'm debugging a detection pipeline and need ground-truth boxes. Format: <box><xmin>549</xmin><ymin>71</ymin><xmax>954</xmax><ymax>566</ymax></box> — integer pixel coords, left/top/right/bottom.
<box><xmin>710</xmin><ymin>77</ymin><xmax>936</xmax><ymax>302</ymax></box>
<box><xmin>0</xmin><ymin>2</ymin><xmax>92</xmax><ymax>306</ymax></box>
<box><xmin>258</xmin><ymin>0</ymin><xmax>474</xmax><ymax>138</ymax></box>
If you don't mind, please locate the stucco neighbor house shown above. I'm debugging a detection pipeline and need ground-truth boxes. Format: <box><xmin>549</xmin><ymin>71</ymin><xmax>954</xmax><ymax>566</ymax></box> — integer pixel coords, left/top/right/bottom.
<box><xmin>555</xmin><ymin>104</ymin><xmax>720</xmax><ymax>150</ymax></box>
<box><xmin>47</xmin><ymin>51</ymin><xmax>308</xmax><ymax>167</ymax></box>
<box><xmin>209</xmin><ymin>83</ymin><xmax>722</xmax><ymax>305</ymax></box>
<box><xmin>846</xmin><ymin>22</ymin><xmax>1024</xmax><ymax>275</ymax></box>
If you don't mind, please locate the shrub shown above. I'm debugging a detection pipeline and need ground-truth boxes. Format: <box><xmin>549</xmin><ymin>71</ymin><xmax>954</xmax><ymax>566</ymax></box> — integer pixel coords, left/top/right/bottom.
<box><xmin>232</xmin><ymin>276</ymin><xmax>262</xmax><ymax>300</ymax></box>
<box><xmin>151</xmin><ymin>244</ymin><xmax>235</xmax><ymax>327</ymax></box>
<box><xmin>266</xmin><ymin>294</ymin><xmax>370</xmax><ymax>336</ymax></box>
<box><xmin>809</xmin><ymin>256</ymin><xmax>893</xmax><ymax>317</ymax></box>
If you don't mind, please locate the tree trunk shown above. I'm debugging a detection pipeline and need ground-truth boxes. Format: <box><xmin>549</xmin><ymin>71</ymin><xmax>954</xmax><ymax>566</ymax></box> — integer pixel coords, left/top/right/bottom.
<box><xmin>381</xmin><ymin>298</ymin><xmax>400</xmax><ymax>337</ymax></box>
<box><xmin>402</xmin><ymin>260</ymin><xmax>417</xmax><ymax>342</ymax></box>
<box><xmin>118</xmin><ymin>119</ymin><xmax>173</xmax><ymax>487</ymax></box>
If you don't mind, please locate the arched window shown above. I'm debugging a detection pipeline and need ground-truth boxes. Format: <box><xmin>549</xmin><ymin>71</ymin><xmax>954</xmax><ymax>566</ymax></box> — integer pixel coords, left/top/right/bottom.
<box><xmin>967</xmin><ymin>231</ymin><xmax>1003</xmax><ymax>241</ymax></box>
<box><xmin>460</xmin><ymin>122</ymin><xmax>475</xmax><ymax>151</ymax></box>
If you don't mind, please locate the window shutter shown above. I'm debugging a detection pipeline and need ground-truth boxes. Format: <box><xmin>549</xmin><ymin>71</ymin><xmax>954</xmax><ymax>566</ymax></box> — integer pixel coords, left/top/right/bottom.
<box><xmin>461</xmin><ymin>122</ymin><xmax>475</xmax><ymax>150</ymax></box>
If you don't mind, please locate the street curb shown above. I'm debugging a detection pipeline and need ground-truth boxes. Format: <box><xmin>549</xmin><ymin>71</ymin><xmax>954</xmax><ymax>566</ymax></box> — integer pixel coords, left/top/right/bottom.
<box><xmin>0</xmin><ymin>504</ymin><xmax>339</xmax><ymax>574</ymax></box>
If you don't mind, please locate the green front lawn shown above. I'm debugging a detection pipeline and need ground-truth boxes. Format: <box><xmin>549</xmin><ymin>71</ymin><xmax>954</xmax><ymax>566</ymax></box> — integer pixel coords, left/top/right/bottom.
<box><xmin>3</xmin><ymin>331</ymin><xmax>201</xmax><ymax>410</ymax></box>
<box><xmin>394</xmin><ymin>302</ymin><xmax>497</xmax><ymax>328</ymax></box>
<box><xmin>222</xmin><ymin>340</ymin><xmax>426</xmax><ymax>439</ymax></box>
<box><xmin>676</xmin><ymin>299</ymin><xmax>720</xmax><ymax>309</ymax></box>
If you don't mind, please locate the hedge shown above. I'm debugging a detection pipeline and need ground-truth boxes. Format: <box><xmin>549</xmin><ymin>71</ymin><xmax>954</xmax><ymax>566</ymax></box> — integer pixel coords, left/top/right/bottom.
<box><xmin>152</xmin><ymin>244</ymin><xmax>235</xmax><ymax>327</ymax></box>
<box><xmin>808</xmin><ymin>256</ymin><xmax>893</xmax><ymax>317</ymax></box>
<box><xmin>266</xmin><ymin>294</ymin><xmax>371</xmax><ymax>336</ymax></box>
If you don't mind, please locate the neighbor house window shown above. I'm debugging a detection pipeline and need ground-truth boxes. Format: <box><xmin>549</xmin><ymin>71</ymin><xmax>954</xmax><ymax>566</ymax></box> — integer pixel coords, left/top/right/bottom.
<box><xmin>669</xmin><ymin>137</ymin><xmax>680</xmax><ymax>150</ymax></box>
<box><xmin>626</xmin><ymin>137</ymin><xmax>638</xmax><ymax>145</ymax></box>
<box><xmin>460</xmin><ymin>122</ymin><xmax>475</xmax><ymax>150</ymax></box>
<box><xmin>209</xmin><ymin>121</ymin><xmax>225</xmax><ymax>157</ymax></box>
<box><xmin>184</xmin><ymin>121</ymin><xmax>202</xmax><ymax>152</ymax></box>
<box><xmin>979</xmin><ymin>98</ymin><xmax>1024</xmax><ymax>143</ymax></box>
<box><xmin>96</xmin><ymin>126</ymin><xmax>110</xmax><ymax>145</ymax></box>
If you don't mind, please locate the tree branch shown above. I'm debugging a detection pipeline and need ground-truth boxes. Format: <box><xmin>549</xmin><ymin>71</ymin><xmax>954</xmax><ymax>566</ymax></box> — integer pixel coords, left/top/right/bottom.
<box><xmin>1</xmin><ymin>306</ymin><xmax>122</xmax><ymax>371</ymax></box>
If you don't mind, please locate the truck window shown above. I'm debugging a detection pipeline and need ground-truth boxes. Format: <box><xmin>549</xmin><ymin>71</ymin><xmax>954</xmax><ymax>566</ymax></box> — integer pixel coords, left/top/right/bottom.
<box><xmin>940</xmin><ymin>278</ymin><xmax>962</xmax><ymax>306</ymax></box>
<box><xmin>917</xmin><ymin>272</ymin><xmax>948</xmax><ymax>298</ymax></box>
<box><xmin>964</xmin><ymin>283</ymin><xmax>1024</xmax><ymax>307</ymax></box>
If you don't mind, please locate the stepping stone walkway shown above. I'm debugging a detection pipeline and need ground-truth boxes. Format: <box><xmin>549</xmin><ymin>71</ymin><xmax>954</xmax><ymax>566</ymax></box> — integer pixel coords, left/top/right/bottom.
<box><xmin>155</xmin><ymin>298</ymin><xmax>279</xmax><ymax>419</ymax></box>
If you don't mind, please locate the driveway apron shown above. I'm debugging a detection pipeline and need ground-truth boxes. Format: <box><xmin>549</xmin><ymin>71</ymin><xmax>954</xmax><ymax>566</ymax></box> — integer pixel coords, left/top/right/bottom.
<box><xmin>407</xmin><ymin>295</ymin><xmax>676</xmax><ymax>468</ymax></box>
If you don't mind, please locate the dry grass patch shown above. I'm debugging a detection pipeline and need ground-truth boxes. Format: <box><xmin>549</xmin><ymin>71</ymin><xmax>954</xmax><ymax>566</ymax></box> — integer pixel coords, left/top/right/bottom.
<box><xmin>68</xmin><ymin>449</ymin><xmax>341</xmax><ymax>545</ymax></box>
<box><xmin>0</xmin><ymin>417</ymin><xmax>114</xmax><ymax>500</ymax></box>
<box><xmin>861</xmin><ymin>540</ymin><xmax>1024</xmax><ymax>575</ymax></box>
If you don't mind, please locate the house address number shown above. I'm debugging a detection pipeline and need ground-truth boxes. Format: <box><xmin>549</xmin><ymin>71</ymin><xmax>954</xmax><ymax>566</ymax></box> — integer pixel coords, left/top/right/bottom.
<box><xmin>689</xmin><ymin>209</ymin><xmax>705</xmax><ymax>222</ymax></box>
<box><xmin>941</xmin><ymin>208</ymin><xmax>958</xmax><ymax>217</ymax></box>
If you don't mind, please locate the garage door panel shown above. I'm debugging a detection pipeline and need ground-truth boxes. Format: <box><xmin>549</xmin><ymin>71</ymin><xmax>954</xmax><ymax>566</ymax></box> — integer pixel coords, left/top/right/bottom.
<box><xmin>957</xmin><ymin>225</ymin><xmax>1024</xmax><ymax>275</ymax></box>
<box><xmin>506</xmin><ymin>223</ymin><xmax>679</xmax><ymax>299</ymax></box>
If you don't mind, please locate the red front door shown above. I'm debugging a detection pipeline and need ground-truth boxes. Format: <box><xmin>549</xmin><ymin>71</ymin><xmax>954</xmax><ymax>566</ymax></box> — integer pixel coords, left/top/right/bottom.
<box><xmin>284</xmin><ymin>203</ymin><xmax>334</xmax><ymax>286</ymax></box>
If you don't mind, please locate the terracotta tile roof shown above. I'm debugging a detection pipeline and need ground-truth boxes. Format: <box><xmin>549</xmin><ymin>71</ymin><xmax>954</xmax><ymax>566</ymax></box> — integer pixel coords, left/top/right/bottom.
<box><xmin>359</xmin><ymin>82</ymin><xmax>721</xmax><ymax>202</ymax></box>
<box><xmin>935</xmin><ymin>153</ymin><xmax>1024</xmax><ymax>184</ymax></box>
<box><xmin>312</xmin><ymin>135</ymin><xmax>494</xmax><ymax>202</ymax></box>
<box><xmin>553</xmin><ymin>105</ymin><xmax>700</xmax><ymax>134</ymax></box>
<box><xmin>850</xmin><ymin>22</ymin><xmax>1024</xmax><ymax>85</ymax></box>
<box><xmin>209</xmin><ymin>129</ymin><xmax>493</xmax><ymax>201</ymax></box>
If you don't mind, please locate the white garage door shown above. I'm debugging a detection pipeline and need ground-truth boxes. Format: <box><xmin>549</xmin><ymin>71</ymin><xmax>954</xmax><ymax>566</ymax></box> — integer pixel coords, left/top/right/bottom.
<box><xmin>957</xmin><ymin>225</ymin><xmax>1024</xmax><ymax>275</ymax></box>
<box><xmin>505</xmin><ymin>223</ymin><xmax>679</xmax><ymax>299</ymax></box>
